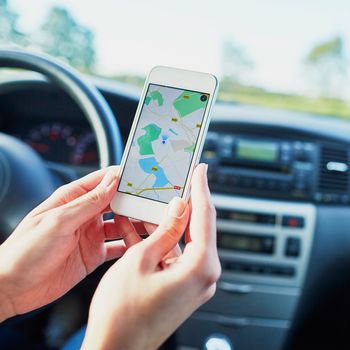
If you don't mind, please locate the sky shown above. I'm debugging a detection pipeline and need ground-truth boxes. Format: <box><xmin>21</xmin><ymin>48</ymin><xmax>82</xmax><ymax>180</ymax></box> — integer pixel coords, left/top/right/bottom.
<box><xmin>9</xmin><ymin>0</ymin><xmax>350</xmax><ymax>96</ymax></box>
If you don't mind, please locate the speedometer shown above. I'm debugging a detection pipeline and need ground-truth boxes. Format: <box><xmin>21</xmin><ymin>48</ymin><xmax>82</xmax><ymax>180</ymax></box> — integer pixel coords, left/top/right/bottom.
<box><xmin>71</xmin><ymin>131</ymin><xmax>98</xmax><ymax>166</ymax></box>
<box><xmin>23</xmin><ymin>122</ymin><xmax>99</xmax><ymax>166</ymax></box>
<box><xmin>25</xmin><ymin>122</ymin><xmax>77</xmax><ymax>163</ymax></box>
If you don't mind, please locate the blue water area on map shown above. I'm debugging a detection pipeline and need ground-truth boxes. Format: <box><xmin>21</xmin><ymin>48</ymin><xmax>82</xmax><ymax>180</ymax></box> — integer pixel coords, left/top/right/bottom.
<box><xmin>139</xmin><ymin>157</ymin><xmax>169</xmax><ymax>187</ymax></box>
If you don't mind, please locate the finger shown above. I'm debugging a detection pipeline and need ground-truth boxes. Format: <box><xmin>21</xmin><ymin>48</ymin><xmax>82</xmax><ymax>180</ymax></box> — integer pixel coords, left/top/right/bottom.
<box><xmin>142</xmin><ymin>197</ymin><xmax>189</xmax><ymax>269</ymax></box>
<box><xmin>31</xmin><ymin>166</ymin><xmax>119</xmax><ymax>216</ymax></box>
<box><xmin>170</xmin><ymin>165</ymin><xmax>220</xmax><ymax>292</ymax></box>
<box><xmin>187</xmin><ymin>164</ymin><xmax>216</xmax><ymax>248</ymax></box>
<box><xmin>123</xmin><ymin>217</ymin><xmax>161</xmax><ymax>236</ymax></box>
<box><xmin>141</xmin><ymin>220</ymin><xmax>180</xmax><ymax>259</ymax></box>
<box><xmin>104</xmin><ymin>241</ymin><xmax>127</xmax><ymax>261</ymax></box>
<box><xmin>129</xmin><ymin>219</ymin><xmax>149</xmax><ymax>236</ymax></box>
<box><xmin>162</xmin><ymin>243</ymin><xmax>182</xmax><ymax>262</ymax></box>
<box><xmin>104</xmin><ymin>216</ymin><xmax>150</xmax><ymax>241</ymax></box>
<box><xmin>106</xmin><ymin>215</ymin><xmax>156</xmax><ymax>235</ymax></box>
<box><xmin>115</xmin><ymin>215</ymin><xmax>142</xmax><ymax>248</ymax></box>
<box><xmin>103</xmin><ymin>220</ymin><xmax>123</xmax><ymax>240</ymax></box>
<box><xmin>144</xmin><ymin>222</ymin><xmax>158</xmax><ymax>234</ymax></box>
<box><xmin>55</xmin><ymin>168</ymin><xmax>119</xmax><ymax>229</ymax></box>
<box><xmin>184</xmin><ymin>200</ymin><xmax>193</xmax><ymax>244</ymax></box>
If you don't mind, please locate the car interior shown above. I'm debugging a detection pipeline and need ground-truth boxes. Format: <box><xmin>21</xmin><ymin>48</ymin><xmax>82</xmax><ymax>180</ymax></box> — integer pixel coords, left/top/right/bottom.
<box><xmin>1</xmin><ymin>1</ymin><xmax>350</xmax><ymax>350</ymax></box>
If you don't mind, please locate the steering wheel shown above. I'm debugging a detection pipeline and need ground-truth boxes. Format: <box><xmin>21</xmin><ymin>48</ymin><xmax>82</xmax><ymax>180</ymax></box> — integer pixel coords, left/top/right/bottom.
<box><xmin>0</xmin><ymin>49</ymin><xmax>123</xmax><ymax>241</ymax></box>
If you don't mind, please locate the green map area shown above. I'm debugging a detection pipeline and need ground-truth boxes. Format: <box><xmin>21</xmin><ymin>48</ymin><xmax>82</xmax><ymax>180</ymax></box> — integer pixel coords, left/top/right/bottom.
<box><xmin>184</xmin><ymin>143</ymin><xmax>195</xmax><ymax>153</ymax></box>
<box><xmin>145</xmin><ymin>90</ymin><xmax>164</xmax><ymax>106</ymax></box>
<box><xmin>137</xmin><ymin>123</ymin><xmax>161</xmax><ymax>155</ymax></box>
<box><xmin>173</xmin><ymin>91</ymin><xmax>207</xmax><ymax>117</ymax></box>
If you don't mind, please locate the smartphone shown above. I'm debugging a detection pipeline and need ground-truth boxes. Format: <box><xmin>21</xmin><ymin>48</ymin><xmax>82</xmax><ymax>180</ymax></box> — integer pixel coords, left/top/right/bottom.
<box><xmin>111</xmin><ymin>66</ymin><xmax>218</xmax><ymax>224</ymax></box>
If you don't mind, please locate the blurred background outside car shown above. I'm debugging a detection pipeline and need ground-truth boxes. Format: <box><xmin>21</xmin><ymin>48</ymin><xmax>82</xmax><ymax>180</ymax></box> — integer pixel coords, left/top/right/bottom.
<box><xmin>1</xmin><ymin>0</ymin><xmax>349</xmax><ymax>119</ymax></box>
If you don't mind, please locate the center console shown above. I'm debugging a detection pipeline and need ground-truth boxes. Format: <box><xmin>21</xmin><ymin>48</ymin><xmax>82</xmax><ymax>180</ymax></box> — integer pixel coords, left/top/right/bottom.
<box><xmin>177</xmin><ymin>195</ymin><xmax>316</xmax><ymax>350</ymax></box>
<box><xmin>175</xmin><ymin>124</ymin><xmax>323</xmax><ymax>350</ymax></box>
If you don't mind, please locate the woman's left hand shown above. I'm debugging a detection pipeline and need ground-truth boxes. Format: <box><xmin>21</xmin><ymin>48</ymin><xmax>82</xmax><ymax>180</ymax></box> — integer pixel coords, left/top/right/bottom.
<box><xmin>0</xmin><ymin>166</ymin><xmax>125</xmax><ymax>321</ymax></box>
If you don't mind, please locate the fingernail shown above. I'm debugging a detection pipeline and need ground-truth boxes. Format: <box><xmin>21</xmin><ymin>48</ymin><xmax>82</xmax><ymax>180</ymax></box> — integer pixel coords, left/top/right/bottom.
<box><xmin>168</xmin><ymin>197</ymin><xmax>186</xmax><ymax>218</ymax></box>
<box><xmin>100</xmin><ymin>169</ymin><xmax>116</xmax><ymax>189</ymax></box>
<box><xmin>203</xmin><ymin>163</ymin><xmax>208</xmax><ymax>174</ymax></box>
<box><xmin>200</xmin><ymin>163</ymin><xmax>208</xmax><ymax>182</ymax></box>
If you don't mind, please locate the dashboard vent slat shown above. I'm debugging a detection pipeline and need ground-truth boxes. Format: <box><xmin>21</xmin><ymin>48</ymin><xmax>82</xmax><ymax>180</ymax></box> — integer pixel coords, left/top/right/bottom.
<box><xmin>319</xmin><ymin>146</ymin><xmax>349</xmax><ymax>193</ymax></box>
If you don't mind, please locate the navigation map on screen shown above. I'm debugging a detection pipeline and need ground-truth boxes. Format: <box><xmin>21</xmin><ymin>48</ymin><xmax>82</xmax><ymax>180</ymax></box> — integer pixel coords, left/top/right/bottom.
<box><xmin>118</xmin><ymin>84</ymin><xmax>209</xmax><ymax>203</ymax></box>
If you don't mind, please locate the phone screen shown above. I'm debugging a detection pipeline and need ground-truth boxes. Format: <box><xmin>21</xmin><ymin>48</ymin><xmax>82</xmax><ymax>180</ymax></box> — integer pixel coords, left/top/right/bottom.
<box><xmin>118</xmin><ymin>83</ymin><xmax>210</xmax><ymax>203</ymax></box>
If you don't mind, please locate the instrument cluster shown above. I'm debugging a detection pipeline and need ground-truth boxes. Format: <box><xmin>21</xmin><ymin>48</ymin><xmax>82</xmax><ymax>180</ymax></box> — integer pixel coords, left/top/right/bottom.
<box><xmin>13</xmin><ymin>121</ymin><xmax>98</xmax><ymax>166</ymax></box>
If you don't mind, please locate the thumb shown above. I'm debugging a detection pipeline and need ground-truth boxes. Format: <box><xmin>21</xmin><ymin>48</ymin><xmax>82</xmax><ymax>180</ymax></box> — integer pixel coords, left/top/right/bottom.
<box><xmin>59</xmin><ymin>169</ymin><xmax>118</xmax><ymax>227</ymax></box>
<box><xmin>142</xmin><ymin>197</ymin><xmax>189</xmax><ymax>269</ymax></box>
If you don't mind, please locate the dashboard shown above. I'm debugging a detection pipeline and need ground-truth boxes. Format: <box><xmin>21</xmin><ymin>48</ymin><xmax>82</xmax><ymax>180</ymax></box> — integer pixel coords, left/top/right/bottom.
<box><xmin>2</xmin><ymin>80</ymin><xmax>350</xmax><ymax>206</ymax></box>
<box><xmin>2</xmin><ymin>77</ymin><xmax>350</xmax><ymax>350</ymax></box>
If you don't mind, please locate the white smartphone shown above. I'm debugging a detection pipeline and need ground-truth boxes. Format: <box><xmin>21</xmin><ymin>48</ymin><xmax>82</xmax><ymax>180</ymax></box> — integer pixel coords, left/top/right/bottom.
<box><xmin>111</xmin><ymin>66</ymin><xmax>218</xmax><ymax>224</ymax></box>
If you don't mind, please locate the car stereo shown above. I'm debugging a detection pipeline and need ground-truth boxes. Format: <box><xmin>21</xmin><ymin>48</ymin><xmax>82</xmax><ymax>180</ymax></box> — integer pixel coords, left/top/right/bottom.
<box><xmin>202</xmin><ymin>131</ymin><xmax>318</xmax><ymax>201</ymax></box>
<box><xmin>218</xmin><ymin>232</ymin><xmax>275</xmax><ymax>255</ymax></box>
<box><xmin>220</xmin><ymin>137</ymin><xmax>293</xmax><ymax>172</ymax></box>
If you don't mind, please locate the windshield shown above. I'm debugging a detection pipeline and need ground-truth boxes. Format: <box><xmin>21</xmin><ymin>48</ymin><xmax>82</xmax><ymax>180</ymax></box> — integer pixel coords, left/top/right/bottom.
<box><xmin>1</xmin><ymin>0</ymin><xmax>350</xmax><ymax>119</ymax></box>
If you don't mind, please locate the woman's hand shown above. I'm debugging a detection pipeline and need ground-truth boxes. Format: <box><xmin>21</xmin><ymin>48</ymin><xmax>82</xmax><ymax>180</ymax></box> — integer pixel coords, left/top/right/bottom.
<box><xmin>0</xmin><ymin>167</ymin><xmax>125</xmax><ymax>322</ymax></box>
<box><xmin>82</xmin><ymin>164</ymin><xmax>221</xmax><ymax>350</ymax></box>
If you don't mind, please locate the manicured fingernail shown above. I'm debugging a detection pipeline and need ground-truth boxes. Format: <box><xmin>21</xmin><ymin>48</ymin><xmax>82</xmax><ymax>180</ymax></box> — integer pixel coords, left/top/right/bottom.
<box><xmin>100</xmin><ymin>169</ymin><xmax>116</xmax><ymax>188</ymax></box>
<box><xmin>168</xmin><ymin>197</ymin><xmax>186</xmax><ymax>218</ymax></box>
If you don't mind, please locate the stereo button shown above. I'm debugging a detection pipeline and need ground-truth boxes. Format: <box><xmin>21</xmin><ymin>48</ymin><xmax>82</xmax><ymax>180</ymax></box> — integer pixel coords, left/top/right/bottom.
<box><xmin>217</xmin><ymin>174</ymin><xmax>228</xmax><ymax>184</ymax></box>
<box><xmin>267</xmin><ymin>180</ymin><xmax>276</xmax><ymax>190</ymax></box>
<box><xmin>276</xmin><ymin>266</ymin><xmax>296</xmax><ymax>276</ymax></box>
<box><xmin>242</xmin><ymin>178</ymin><xmax>253</xmax><ymax>187</ymax></box>
<box><xmin>255</xmin><ymin>179</ymin><xmax>265</xmax><ymax>189</ymax></box>
<box><xmin>285</xmin><ymin>237</ymin><xmax>301</xmax><ymax>257</ymax></box>
<box><xmin>230</xmin><ymin>176</ymin><xmax>239</xmax><ymax>186</ymax></box>
<box><xmin>282</xmin><ymin>215</ymin><xmax>305</xmax><ymax>228</ymax></box>
<box><xmin>279</xmin><ymin>181</ymin><xmax>290</xmax><ymax>192</ymax></box>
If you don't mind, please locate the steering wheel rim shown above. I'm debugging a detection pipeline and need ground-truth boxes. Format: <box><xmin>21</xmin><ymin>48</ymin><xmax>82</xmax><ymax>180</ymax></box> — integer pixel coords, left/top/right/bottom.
<box><xmin>0</xmin><ymin>49</ymin><xmax>123</xmax><ymax>167</ymax></box>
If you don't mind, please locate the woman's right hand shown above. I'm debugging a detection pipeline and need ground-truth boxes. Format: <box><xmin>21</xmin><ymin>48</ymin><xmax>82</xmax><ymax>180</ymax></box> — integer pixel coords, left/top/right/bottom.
<box><xmin>82</xmin><ymin>164</ymin><xmax>221</xmax><ymax>350</ymax></box>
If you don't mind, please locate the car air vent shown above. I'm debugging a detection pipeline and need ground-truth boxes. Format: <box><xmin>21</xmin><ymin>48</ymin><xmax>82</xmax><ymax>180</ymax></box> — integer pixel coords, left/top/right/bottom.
<box><xmin>318</xmin><ymin>146</ymin><xmax>349</xmax><ymax>193</ymax></box>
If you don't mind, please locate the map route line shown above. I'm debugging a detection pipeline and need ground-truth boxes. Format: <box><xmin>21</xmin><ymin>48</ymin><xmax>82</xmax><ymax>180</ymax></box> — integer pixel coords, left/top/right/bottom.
<box><xmin>144</xmin><ymin>107</ymin><xmax>175</xmax><ymax>118</ymax></box>
<box><xmin>136</xmin><ymin>186</ymin><xmax>183</xmax><ymax>195</ymax></box>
